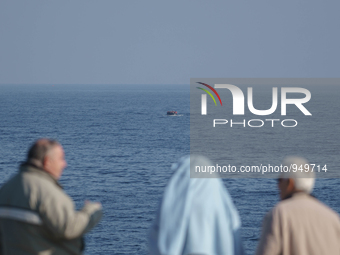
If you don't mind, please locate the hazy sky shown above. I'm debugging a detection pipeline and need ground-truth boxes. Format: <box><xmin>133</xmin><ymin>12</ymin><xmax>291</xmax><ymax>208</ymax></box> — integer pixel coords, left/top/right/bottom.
<box><xmin>0</xmin><ymin>1</ymin><xmax>339</xmax><ymax>84</ymax></box>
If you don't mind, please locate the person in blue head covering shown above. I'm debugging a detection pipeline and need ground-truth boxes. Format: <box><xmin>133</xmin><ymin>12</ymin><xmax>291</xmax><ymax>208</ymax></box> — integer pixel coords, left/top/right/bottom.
<box><xmin>149</xmin><ymin>155</ymin><xmax>244</xmax><ymax>255</ymax></box>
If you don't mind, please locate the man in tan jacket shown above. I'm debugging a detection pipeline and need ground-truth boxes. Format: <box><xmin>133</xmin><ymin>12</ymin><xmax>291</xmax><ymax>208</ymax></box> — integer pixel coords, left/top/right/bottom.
<box><xmin>256</xmin><ymin>156</ymin><xmax>340</xmax><ymax>255</ymax></box>
<box><xmin>0</xmin><ymin>139</ymin><xmax>103</xmax><ymax>255</ymax></box>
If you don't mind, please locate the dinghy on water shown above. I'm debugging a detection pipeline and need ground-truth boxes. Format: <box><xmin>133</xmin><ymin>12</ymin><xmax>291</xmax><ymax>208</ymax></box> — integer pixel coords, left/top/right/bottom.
<box><xmin>167</xmin><ymin>111</ymin><xmax>177</xmax><ymax>116</ymax></box>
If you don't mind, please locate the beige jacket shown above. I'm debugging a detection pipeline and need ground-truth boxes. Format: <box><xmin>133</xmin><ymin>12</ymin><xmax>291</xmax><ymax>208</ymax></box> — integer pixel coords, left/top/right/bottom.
<box><xmin>0</xmin><ymin>164</ymin><xmax>102</xmax><ymax>255</ymax></box>
<box><xmin>256</xmin><ymin>192</ymin><xmax>340</xmax><ymax>255</ymax></box>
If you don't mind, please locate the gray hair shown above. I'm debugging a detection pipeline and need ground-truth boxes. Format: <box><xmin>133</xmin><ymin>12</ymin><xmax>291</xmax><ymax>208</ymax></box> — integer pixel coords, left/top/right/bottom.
<box><xmin>280</xmin><ymin>156</ymin><xmax>315</xmax><ymax>194</ymax></box>
<box><xmin>27</xmin><ymin>139</ymin><xmax>60</xmax><ymax>165</ymax></box>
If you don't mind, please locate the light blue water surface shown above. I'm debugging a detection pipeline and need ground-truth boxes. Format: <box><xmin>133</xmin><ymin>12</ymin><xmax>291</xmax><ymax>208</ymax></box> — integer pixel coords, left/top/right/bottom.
<box><xmin>0</xmin><ymin>85</ymin><xmax>338</xmax><ymax>255</ymax></box>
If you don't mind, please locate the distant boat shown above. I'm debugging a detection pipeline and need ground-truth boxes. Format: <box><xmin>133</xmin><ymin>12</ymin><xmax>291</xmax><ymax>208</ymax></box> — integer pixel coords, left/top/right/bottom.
<box><xmin>167</xmin><ymin>111</ymin><xmax>178</xmax><ymax>116</ymax></box>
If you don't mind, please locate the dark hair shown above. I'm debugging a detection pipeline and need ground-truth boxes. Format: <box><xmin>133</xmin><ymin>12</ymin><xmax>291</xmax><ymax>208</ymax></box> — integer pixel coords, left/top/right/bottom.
<box><xmin>27</xmin><ymin>139</ymin><xmax>60</xmax><ymax>163</ymax></box>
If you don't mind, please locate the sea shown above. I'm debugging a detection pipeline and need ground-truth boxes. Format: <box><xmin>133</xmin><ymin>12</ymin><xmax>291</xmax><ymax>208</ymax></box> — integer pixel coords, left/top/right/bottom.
<box><xmin>0</xmin><ymin>84</ymin><xmax>339</xmax><ymax>255</ymax></box>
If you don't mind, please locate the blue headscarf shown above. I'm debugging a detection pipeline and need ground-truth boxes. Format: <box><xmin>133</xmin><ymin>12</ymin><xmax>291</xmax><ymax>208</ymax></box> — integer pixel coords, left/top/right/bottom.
<box><xmin>149</xmin><ymin>155</ymin><xmax>244</xmax><ymax>255</ymax></box>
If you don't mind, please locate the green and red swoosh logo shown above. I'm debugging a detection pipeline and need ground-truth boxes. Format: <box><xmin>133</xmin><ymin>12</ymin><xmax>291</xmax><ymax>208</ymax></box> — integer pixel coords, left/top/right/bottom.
<box><xmin>196</xmin><ymin>82</ymin><xmax>222</xmax><ymax>106</ymax></box>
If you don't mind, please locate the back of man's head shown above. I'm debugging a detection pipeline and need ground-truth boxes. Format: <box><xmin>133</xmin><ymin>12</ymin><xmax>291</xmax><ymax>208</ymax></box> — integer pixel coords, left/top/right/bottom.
<box><xmin>281</xmin><ymin>156</ymin><xmax>315</xmax><ymax>194</ymax></box>
<box><xmin>27</xmin><ymin>139</ymin><xmax>60</xmax><ymax>166</ymax></box>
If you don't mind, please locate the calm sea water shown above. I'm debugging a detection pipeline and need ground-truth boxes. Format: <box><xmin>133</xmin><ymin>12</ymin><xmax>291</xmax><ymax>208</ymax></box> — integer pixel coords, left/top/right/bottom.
<box><xmin>0</xmin><ymin>85</ymin><xmax>339</xmax><ymax>255</ymax></box>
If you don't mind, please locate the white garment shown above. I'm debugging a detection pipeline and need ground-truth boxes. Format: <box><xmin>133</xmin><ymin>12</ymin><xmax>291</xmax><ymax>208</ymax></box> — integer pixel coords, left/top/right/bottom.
<box><xmin>149</xmin><ymin>155</ymin><xmax>244</xmax><ymax>255</ymax></box>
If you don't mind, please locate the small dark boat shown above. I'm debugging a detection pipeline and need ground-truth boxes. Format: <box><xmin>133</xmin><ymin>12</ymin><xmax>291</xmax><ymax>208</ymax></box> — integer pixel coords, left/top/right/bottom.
<box><xmin>167</xmin><ymin>111</ymin><xmax>178</xmax><ymax>116</ymax></box>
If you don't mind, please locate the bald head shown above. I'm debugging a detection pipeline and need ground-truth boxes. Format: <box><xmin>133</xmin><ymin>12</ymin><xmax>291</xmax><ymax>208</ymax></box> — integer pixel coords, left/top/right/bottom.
<box><xmin>278</xmin><ymin>156</ymin><xmax>315</xmax><ymax>200</ymax></box>
<box><xmin>281</xmin><ymin>156</ymin><xmax>315</xmax><ymax>193</ymax></box>
<box><xmin>27</xmin><ymin>139</ymin><xmax>67</xmax><ymax>179</ymax></box>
